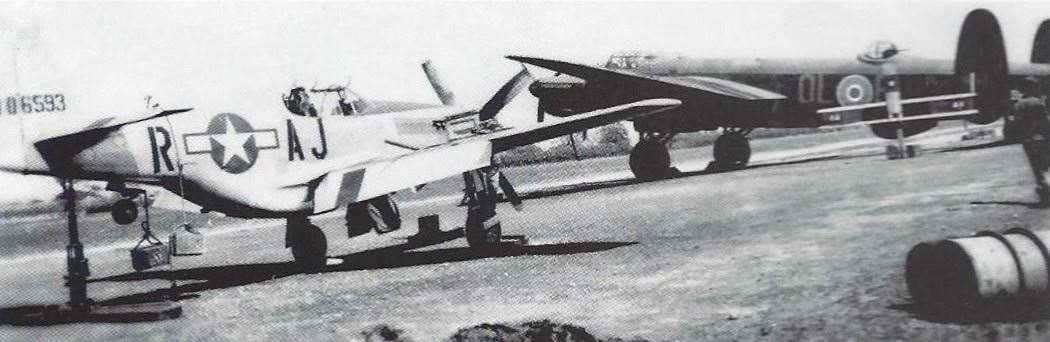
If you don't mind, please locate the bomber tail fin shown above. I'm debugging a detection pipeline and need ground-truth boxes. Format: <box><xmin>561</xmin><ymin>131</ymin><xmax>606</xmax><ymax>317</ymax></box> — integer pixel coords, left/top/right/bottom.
<box><xmin>1032</xmin><ymin>19</ymin><xmax>1050</xmax><ymax>64</ymax></box>
<box><xmin>954</xmin><ymin>8</ymin><xmax>1010</xmax><ymax>125</ymax></box>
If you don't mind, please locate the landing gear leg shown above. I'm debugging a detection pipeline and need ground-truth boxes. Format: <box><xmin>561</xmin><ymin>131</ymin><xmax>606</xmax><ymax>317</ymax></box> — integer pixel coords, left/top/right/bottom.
<box><xmin>710</xmin><ymin>128</ymin><xmax>752</xmax><ymax>171</ymax></box>
<box><xmin>462</xmin><ymin>169</ymin><xmax>502</xmax><ymax>249</ymax></box>
<box><xmin>15</xmin><ymin>179</ymin><xmax>182</xmax><ymax>323</ymax></box>
<box><xmin>629</xmin><ymin>132</ymin><xmax>674</xmax><ymax>180</ymax></box>
<box><xmin>62</xmin><ymin>179</ymin><xmax>92</xmax><ymax>310</ymax></box>
<box><xmin>287</xmin><ymin>216</ymin><xmax>327</xmax><ymax>269</ymax></box>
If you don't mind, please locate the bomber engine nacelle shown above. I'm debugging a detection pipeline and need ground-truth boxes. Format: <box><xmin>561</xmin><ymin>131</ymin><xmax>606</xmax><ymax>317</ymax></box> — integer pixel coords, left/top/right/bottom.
<box><xmin>529</xmin><ymin>74</ymin><xmax>600</xmax><ymax>121</ymax></box>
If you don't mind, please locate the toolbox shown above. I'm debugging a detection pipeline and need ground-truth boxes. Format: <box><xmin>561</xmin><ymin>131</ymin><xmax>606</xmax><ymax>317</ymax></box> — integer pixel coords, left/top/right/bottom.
<box><xmin>130</xmin><ymin>237</ymin><xmax>169</xmax><ymax>271</ymax></box>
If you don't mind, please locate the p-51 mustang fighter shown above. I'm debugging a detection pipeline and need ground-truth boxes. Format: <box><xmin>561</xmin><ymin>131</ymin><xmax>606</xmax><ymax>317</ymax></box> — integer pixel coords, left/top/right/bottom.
<box><xmin>510</xmin><ymin>9</ymin><xmax>1050</xmax><ymax>179</ymax></box>
<box><xmin>0</xmin><ymin>61</ymin><xmax>680</xmax><ymax>275</ymax></box>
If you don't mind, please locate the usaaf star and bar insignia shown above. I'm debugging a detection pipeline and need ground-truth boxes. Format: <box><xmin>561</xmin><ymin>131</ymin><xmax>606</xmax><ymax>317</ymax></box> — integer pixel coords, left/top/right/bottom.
<box><xmin>184</xmin><ymin>113</ymin><xmax>279</xmax><ymax>173</ymax></box>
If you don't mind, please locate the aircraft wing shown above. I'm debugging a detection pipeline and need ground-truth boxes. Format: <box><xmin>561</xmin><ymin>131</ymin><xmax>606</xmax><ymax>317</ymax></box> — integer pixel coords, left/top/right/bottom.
<box><xmin>307</xmin><ymin>98</ymin><xmax>681</xmax><ymax>214</ymax></box>
<box><xmin>486</xmin><ymin>98</ymin><xmax>681</xmax><ymax>152</ymax></box>
<box><xmin>507</xmin><ymin>56</ymin><xmax>786</xmax><ymax>101</ymax></box>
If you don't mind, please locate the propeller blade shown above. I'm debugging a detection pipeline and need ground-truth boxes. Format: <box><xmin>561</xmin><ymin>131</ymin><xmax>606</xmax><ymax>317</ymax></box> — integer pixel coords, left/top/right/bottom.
<box><xmin>422</xmin><ymin>60</ymin><xmax>457</xmax><ymax>106</ymax></box>
<box><xmin>478</xmin><ymin>68</ymin><xmax>534</xmax><ymax>121</ymax></box>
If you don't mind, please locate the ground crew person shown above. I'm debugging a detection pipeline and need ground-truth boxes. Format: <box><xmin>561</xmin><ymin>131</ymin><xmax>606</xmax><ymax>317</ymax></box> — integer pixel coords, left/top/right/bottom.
<box><xmin>1014</xmin><ymin>76</ymin><xmax>1050</xmax><ymax>205</ymax></box>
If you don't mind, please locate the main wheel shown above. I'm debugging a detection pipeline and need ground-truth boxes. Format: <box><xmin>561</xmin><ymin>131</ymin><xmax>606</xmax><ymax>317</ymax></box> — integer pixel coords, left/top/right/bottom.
<box><xmin>111</xmin><ymin>199</ymin><xmax>138</xmax><ymax>225</ymax></box>
<box><xmin>628</xmin><ymin>139</ymin><xmax>671</xmax><ymax>180</ymax></box>
<box><xmin>291</xmin><ymin>223</ymin><xmax>327</xmax><ymax>269</ymax></box>
<box><xmin>465</xmin><ymin>199</ymin><xmax>502</xmax><ymax>249</ymax></box>
<box><xmin>713</xmin><ymin>133</ymin><xmax>751</xmax><ymax>169</ymax></box>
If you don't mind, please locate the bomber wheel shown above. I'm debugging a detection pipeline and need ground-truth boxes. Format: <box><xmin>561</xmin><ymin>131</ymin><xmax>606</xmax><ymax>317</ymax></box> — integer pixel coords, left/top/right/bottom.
<box><xmin>629</xmin><ymin>139</ymin><xmax>672</xmax><ymax>181</ymax></box>
<box><xmin>111</xmin><ymin>199</ymin><xmax>138</xmax><ymax>225</ymax></box>
<box><xmin>465</xmin><ymin>210</ymin><xmax>502</xmax><ymax>250</ymax></box>
<box><xmin>291</xmin><ymin>223</ymin><xmax>327</xmax><ymax>269</ymax></box>
<box><xmin>713</xmin><ymin>133</ymin><xmax>751</xmax><ymax>169</ymax></box>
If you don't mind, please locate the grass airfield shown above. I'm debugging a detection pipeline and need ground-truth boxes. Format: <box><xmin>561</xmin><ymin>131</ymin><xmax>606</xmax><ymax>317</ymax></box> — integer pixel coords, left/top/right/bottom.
<box><xmin>1</xmin><ymin>124</ymin><xmax>1047</xmax><ymax>341</ymax></box>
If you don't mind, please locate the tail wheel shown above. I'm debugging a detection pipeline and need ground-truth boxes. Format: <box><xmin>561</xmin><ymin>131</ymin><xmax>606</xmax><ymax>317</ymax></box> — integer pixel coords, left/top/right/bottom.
<box><xmin>713</xmin><ymin>133</ymin><xmax>751</xmax><ymax>169</ymax></box>
<box><xmin>111</xmin><ymin>198</ymin><xmax>138</xmax><ymax>225</ymax></box>
<box><xmin>291</xmin><ymin>223</ymin><xmax>327</xmax><ymax>269</ymax></box>
<box><xmin>465</xmin><ymin>191</ymin><xmax>502</xmax><ymax>249</ymax></box>
<box><xmin>629</xmin><ymin>139</ymin><xmax>671</xmax><ymax>180</ymax></box>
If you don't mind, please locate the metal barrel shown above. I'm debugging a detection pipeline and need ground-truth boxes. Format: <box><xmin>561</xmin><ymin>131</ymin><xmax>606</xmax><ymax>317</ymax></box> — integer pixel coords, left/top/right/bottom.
<box><xmin>906</xmin><ymin>228</ymin><xmax>1050</xmax><ymax>309</ymax></box>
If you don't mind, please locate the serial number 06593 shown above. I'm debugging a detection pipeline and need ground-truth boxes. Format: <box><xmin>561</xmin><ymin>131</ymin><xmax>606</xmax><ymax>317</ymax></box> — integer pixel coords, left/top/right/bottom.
<box><xmin>5</xmin><ymin>94</ymin><xmax>66</xmax><ymax>115</ymax></box>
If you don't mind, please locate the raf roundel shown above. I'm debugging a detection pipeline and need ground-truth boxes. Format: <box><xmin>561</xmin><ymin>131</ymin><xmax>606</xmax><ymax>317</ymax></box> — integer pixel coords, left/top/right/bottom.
<box><xmin>835</xmin><ymin>75</ymin><xmax>875</xmax><ymax>106</ymax></box>
<box><xmin>183</xmin><ymin>113</ymin><xmax>280</xmax><ymax>174</ymax></box>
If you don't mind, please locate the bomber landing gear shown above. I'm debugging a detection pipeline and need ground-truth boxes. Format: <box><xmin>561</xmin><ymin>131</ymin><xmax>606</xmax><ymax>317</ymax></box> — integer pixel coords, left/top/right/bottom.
<box><xmin>462</xmin><ymin>169</ymin><xmax>503</xmax><ymax>249</ymax></box>
<box><xmin>286</xmin><ymin>216</ymin><xmax>327</xmax><ymax>269</ymax></box>
<box><xmin>629</xmin><ymin>132</ymin><xmax>675</xmax><ymax>180</ymax></box>
<box><xmin>709</xmin><ymin>128</ymin><xmax>752</xmax><ymax>171</ymax></box>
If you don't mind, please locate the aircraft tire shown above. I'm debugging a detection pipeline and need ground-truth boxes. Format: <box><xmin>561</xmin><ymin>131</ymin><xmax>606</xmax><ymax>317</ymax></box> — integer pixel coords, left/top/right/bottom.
<box><xmin>111</xmin><ymin>199</ymin><xmax>138</xmax><ymax>225</ymax></box>
<box><xmin>629</xmin><ymin>139</ymin><xmax>671</xmax><ymax>181</ymax></box>
<box><xmin>465</xmin><ymin>205</ymin><xmax>501</xmax><ymax>250</ymax></box>
<box><xmin>291</xmin><ymin>223</ymin><xmax>327</xmax><ymax>269</ymax></box>
<box><xmin>713</xmin><ymin>133</ymin><xmax>751</xmax><ymax>169</ymax></box>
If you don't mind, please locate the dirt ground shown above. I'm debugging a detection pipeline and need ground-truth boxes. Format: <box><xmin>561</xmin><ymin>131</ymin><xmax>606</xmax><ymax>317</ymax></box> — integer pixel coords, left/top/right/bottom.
<box><xmin>0</xmin><ymin>129</ymin><xmax>1048</xmax><ymax>341</ymax></box>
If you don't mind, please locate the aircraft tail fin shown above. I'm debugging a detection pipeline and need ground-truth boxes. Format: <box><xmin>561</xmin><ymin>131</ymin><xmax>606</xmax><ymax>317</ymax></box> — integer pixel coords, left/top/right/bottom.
<box><xmin>422</xmin><ymin>60</ymin><xmax>458</xmax><ymax>106</ymax></box>
<box><xmin>1033</xmin><ymin>19</ymin><xmax>1050</xmax><ymax>64</ymax></box>
<box><xmin>954</xmin><ymin>8</ymin><xmax>1009</xmax><ymax>125</ymax></box>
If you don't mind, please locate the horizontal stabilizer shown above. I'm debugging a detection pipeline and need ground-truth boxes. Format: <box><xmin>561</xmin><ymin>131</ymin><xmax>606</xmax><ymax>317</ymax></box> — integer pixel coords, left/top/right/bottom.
<box><xmin>827</xmin><ymin>109</ymin><xmax>978</xmax><ymax>128</ymax></box>
<box><xmin>817</xmin><ymin>92</ymin><xmax>976</xmax><ymax>114</ymax></box>
<box><xmin>36</xmin><ymin>108</ymin><xmax>193</xmax><ymax>143</ymax></box>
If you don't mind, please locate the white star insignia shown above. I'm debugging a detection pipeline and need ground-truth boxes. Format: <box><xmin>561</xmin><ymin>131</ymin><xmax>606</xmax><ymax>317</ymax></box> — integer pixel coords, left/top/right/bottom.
<box><xmin>210</xmin><ymin>116</ymin><xmax>254</xmax><ymax>168</ymax></box>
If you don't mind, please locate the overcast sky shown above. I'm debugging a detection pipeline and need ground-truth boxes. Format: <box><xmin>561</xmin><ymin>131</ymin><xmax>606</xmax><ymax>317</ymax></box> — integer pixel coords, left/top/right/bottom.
<box><xmin>1</xmin><ymin>0</ymin><xmax>1049</xmax><ymax>201</ymax></box>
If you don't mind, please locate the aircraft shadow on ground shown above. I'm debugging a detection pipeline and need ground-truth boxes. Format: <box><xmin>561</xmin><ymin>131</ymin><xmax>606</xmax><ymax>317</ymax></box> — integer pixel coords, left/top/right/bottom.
<box><xmin>889</xmin><ymin>301</ymin><xmax>1050</xmax><ymax>324</ymax></box>
<box><xmin>935</xmin><ymin>140</ymin><xmax>1013</xmax><ymax>154</ymax></box>
<box><xmin>0</xmin><ymin>226</ymin><xmax>636</xmax><ymax>326</ymax></box>
<box><xmin>969</xmin><ymin>200</ymin><xmax>1047</xmax><ymax>209</ymax></box>
<box><xmin>507</xmin><ymin>155</ymin><xmax>845</xmax><ymax>203</ymax></box>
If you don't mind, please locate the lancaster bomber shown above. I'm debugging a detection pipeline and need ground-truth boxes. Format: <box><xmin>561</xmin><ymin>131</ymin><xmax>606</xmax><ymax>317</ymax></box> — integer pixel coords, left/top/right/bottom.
<box><xmin>511</xmin><ymin>9</ymin><xmax>1050</xmax><ymax>179</ymax></box>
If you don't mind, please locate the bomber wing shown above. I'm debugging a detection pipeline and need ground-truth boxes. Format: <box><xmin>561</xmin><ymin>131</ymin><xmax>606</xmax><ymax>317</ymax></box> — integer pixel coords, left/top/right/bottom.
<box><xmin>304</xmin><ymin>98</ymin><xmax>681</xmax><ymax>214</ymax></box>
<box><xmin>507</xmin><ymin>56</ymin><xmax>786</xmax><ymax>101</ymax></box>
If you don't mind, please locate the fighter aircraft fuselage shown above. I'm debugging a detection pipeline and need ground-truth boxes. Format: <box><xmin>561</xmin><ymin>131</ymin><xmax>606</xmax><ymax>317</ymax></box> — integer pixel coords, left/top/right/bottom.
<box><xmin>0</xmin><ymin>99</ymin><xmax>474</xmax><ymax>218</ymax></box>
